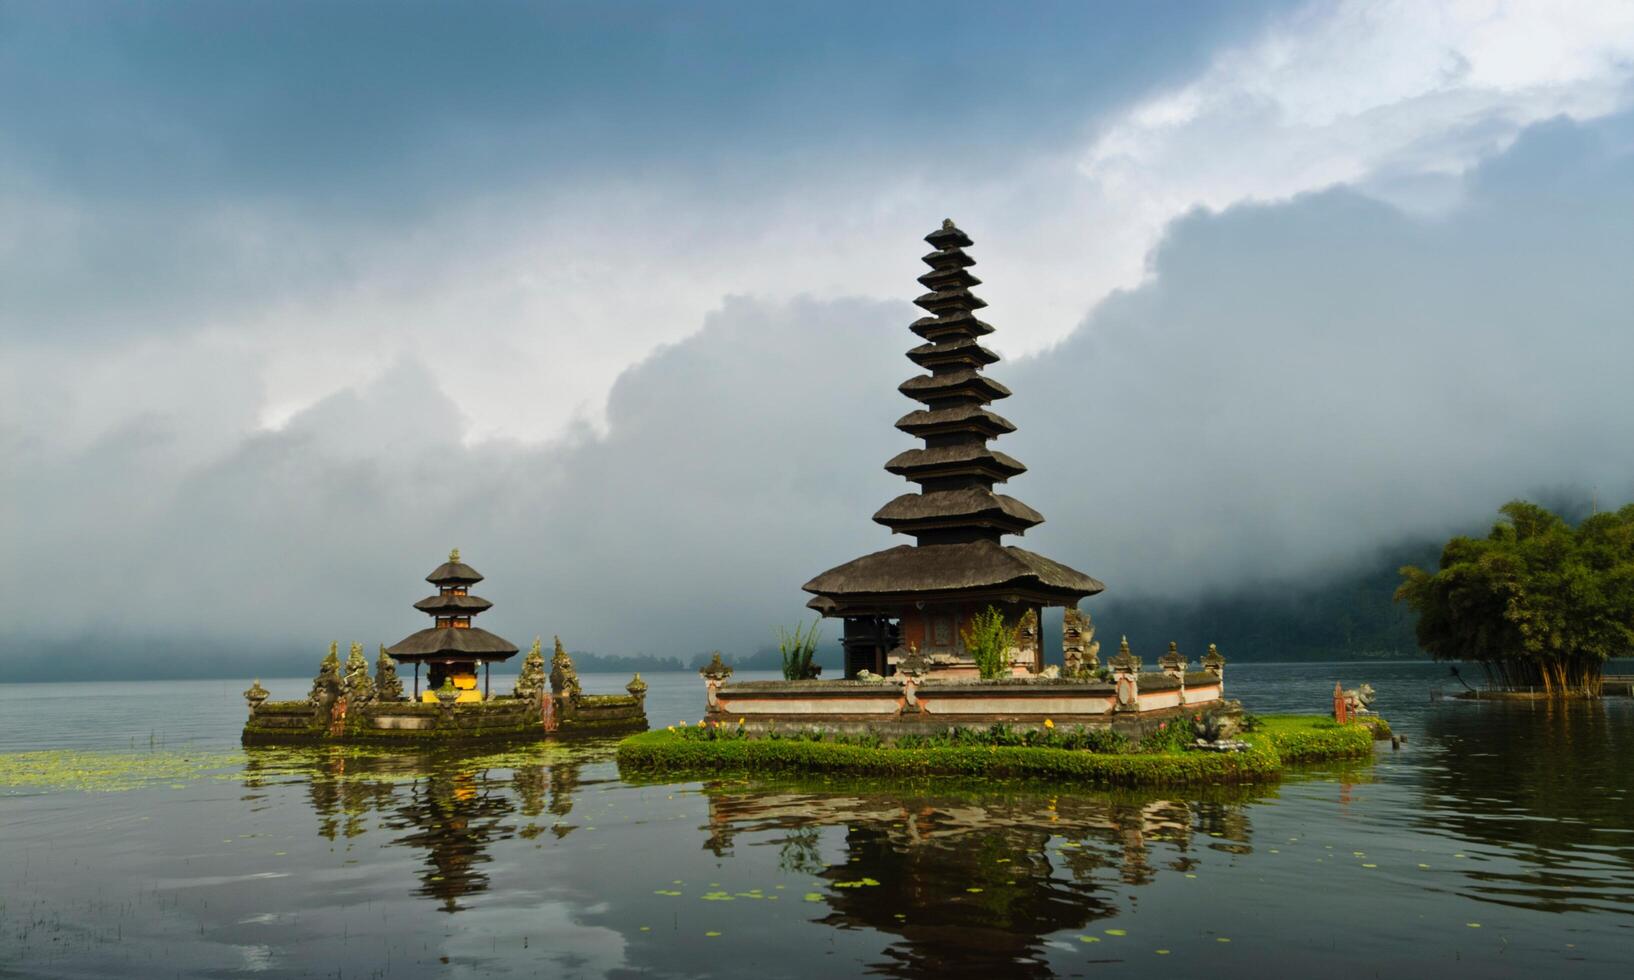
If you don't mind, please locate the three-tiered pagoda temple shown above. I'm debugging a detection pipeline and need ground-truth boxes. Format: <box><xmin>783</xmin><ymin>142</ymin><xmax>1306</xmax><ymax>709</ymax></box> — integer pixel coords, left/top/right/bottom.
<box><xmin>386</xmin><ymin>549</ymin><xmax>519</xmax><ymax>701</ymax></box>
<box><xmin>804</xmin><ymin>220</ymin><xmax>1104</xmax><ymax>678</ymax></box>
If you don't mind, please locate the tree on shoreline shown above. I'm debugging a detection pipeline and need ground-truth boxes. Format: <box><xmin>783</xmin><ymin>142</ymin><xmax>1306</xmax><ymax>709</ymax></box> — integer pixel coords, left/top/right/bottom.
<box><xmin>1395</xmin><ymin>501</ymin><xmax>1634</xmax><ymax>694</ymax></box>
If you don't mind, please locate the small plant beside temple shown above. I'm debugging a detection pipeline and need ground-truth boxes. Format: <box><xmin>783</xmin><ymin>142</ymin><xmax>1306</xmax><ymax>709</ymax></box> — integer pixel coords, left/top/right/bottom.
<box><xmin>777</xmin><ymin>620</ymin><xmax>823</xmax><ymax>680</ymax></box>
<box><xmin>1138</xmin><ymin>720</ymin><xmax>1194</xmax><ymax>754</ymax></box>
<box><xmin>962</xmin><ymin>605</ymin><xmax>1014</xmax><ymax>680</ymax></box>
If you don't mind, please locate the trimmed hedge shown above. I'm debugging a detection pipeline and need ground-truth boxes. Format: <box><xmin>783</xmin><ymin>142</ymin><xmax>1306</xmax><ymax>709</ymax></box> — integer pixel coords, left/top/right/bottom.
<box><xmin>615</xmin><ymin>715</ymin><xmax>1379</xmax><ymax>786</ymax></box>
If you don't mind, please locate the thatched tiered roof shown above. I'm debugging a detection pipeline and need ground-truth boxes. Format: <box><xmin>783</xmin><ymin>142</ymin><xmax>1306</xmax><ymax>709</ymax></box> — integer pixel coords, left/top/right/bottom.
<box><xmin>386</xmin><ymin>549</ymin><xmax>519</xmax><ymax>664</ymax></box>
<box><xmin>803</xmin><ymin>220</ymin><xmax>1103</xmax><ymax>614</ymax></box>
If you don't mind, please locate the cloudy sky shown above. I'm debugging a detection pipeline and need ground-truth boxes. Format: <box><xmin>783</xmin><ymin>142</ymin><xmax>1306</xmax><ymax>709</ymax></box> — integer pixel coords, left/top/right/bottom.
<box><xmin>4</xmin><ymin>0</ymin><xmax>1634</xmax><ymax>678</ymax></box>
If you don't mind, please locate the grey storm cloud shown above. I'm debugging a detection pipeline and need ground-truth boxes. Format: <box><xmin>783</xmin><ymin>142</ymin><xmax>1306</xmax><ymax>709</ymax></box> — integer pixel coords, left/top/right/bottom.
<box><xmin>0</xmin><ymin>0</ymin><xmax>1286</xmax><ymax>344</ymax></box>
<box><xmin>5</xmin><ymin>110</ymin><xmax>1634</xmax><ymax>680</ymax></box>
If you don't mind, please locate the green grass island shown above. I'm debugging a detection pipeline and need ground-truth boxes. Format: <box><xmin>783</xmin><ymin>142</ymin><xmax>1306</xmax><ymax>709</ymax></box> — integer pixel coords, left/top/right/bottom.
<box><xmin>617</xmin><ymin>714</ymin><xmax>1385</xmax><ymax>787</ymax></box>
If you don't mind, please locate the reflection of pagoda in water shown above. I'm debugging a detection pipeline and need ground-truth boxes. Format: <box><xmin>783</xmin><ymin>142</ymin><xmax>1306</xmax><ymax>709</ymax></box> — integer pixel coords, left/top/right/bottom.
<box><xmin>388</xmin><ymin>771</ymin><xmax>516</xmax><ymax>912</ymax></box>
<box><xmin>243</xmin><ymin>747</ymin><xmax>587</xmax><ymax>914</ymax></box>
<box><xmin>705</xmin><ymin>786</ymin><xmax>1255</xmax><ymax>978</ymax></box>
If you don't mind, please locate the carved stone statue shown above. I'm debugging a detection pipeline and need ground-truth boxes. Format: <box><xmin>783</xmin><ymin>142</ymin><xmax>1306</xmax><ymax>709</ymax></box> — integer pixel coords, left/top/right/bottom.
<box><xmin>698</xmin><ymin>651</ymin><xmax>734</xmax><ymax>682</ymax></box>
<box><xmin>1015</xmin><ymin>608</ymin><xmax>1039</xmax><ymax>668</ymax></box>
<box><xmin>343</xmin><ymin>641</ymin><xmax>376</xmax><ymax>704</ymax></box>
<box><xmin>243</xmin><ymin>679</ymin><xmax>269</xmax><ymax>709</ymax></box>
<box><xmin>896</xmin><ymin>643</ymin><xmax>931</xmax><ymax>679</ymax></box>
<box><xmin>1110</xmin><ymin>636</ymin><xmax>1140</xmax><ymax>711</ymax></box>
<box><xmin>1159</xmin><ymin>641</ymin><xmax>1186</xmax><ymax>679</ymax></box>
<box><xmin>699</xmin><ymin>652</ymin><xmax>733</xmax><ymax>712</ymax></box>
<box><xmin>1342</xmin><ymin>683</ymin><xmax>1377</xmax><ymax>715</ymax></box>
<box><xmin>308</xmin><ymin>642</ymin><xmax>343</xmax><ymax>705</ymax></box>
<box><xmin>1191</xmin><ymin>710</ymin><xmax>1239</xmax><ymax>743</ymax></box>
<box><xmin>433</xmin><ymin>677</ymin><xmax>459</xmax><ymax>708</ymax></box>
<box><xmin>549</xmin><ymin>635</ymin><xmax>581</xmax><ymax>699</ymax></box>
<box><xmin>374</xmin><ymin>645</ymin><xmax>405</xmax><ymax>702</ymax></box>
<box><xmin>515</xmin><ymin>637</ymin><xmax>547</xmax><ymax>701</ymax></box>
<box><xmin>1062</xmin><ymin>607</ymin><xmax>1101</xmax><ymax>677</ymax></box>
<box><xmin>1110</xmin><ymin>635</ymin><xmax>1140</xmax><ymax>671</ymax></box>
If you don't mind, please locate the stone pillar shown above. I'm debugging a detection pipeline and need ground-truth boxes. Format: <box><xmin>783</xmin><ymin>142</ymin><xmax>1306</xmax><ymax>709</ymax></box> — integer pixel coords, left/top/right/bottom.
<box><xmin>1111</xmin><ymin>636</ymin><xmax>1141</xmax><ymax>712</ymax></box>
<box><xmin>897</xmin><ymin>644</ymin><xmax>929</xmax><ymax>714</ymax></box>
<box><xmin>1015</xmin><ymin>608</ymin><xmax>1040</xmax><ymax>673</ymax></box>
<box><xmin>1159</xmin><ymin>641</ymin><xmax>1187</xmax><ymax>680</ymax></box>
<box><xmin>1062</xmin><ymin>607</ymin><xmax>1101</xmax><ymax>678</ymax></box>
<box><xmin>1202</xmin><ymin>643</ymin><xmax>1225</xmax><ymax>682</ymax></box>
<box><xmin>699</xmin><ymin>652</ymin><xmax>734</xmax><ymax>718</ymax></box>
<box><xmin>243</xmin><ymin>679</ymin><xmax>269</xmax><ymax>719</ymax></box>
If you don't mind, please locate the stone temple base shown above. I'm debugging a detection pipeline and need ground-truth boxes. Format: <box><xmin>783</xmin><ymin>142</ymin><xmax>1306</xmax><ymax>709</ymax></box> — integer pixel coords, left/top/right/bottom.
<box><xmin>242</xmin><ymin>691</ymin><xmax>647</xmax><ymax>745</ymax></box>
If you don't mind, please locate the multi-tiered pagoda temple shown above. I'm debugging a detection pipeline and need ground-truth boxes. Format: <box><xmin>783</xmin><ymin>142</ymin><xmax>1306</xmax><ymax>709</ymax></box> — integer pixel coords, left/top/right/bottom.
<box><xmin>386</xmin><ymin>549</ymin><xmax>519</xmax><ymax>702</ymax></box>
<box><xmin>804</xmin><ymin>220</ymin><xmax>1104</xmax><ymax>678</ymax></box>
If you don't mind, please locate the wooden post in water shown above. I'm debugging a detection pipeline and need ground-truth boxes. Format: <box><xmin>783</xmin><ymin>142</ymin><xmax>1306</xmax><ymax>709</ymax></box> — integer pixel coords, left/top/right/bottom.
<box><xmin>414</xmin><ymin>662</ymin><xmax>420</xmax><ymax>700</ymax></box>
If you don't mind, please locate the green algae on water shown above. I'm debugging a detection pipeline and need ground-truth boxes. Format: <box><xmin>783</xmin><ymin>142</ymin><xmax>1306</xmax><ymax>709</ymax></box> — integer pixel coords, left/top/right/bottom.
<box><xmin>0</xmin><ymin>749</ymin><xmax>246</xmax><ymax>793</ymax></box>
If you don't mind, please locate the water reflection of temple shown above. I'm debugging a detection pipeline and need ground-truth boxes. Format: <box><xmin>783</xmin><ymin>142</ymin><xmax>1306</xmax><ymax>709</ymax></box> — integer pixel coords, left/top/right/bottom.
<box><xmin>241</xmin><ymin>747</ymin><xmax>588</xmax><ymax>913</ymax></box>
<box><xmin>703</xmin><ymin>784</ymin><xmax>1256</xmax><ymax>978</ymax></box>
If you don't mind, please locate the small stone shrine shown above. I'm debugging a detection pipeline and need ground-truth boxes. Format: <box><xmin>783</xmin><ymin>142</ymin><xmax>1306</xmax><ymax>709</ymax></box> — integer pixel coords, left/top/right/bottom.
<box><xmin>240</xmin><ymin>550</ymin><xmax>647</xmax><ymax>743</ymax></box>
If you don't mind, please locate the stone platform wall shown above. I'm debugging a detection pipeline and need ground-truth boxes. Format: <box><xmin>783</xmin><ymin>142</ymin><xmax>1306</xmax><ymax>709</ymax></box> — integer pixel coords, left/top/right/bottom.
<box><xmin>242</xmin><ymin>690</ymin><xmax>647</xmax><ymax>745</ymax></box>
<box><xmin>700</xmin><ymin>668</ymin><xmax>1226</xmax><ymax>739</ymax></box>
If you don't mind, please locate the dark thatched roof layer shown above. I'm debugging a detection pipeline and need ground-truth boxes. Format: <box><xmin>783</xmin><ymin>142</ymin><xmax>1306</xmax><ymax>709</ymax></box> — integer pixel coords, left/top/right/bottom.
<box><xmin>899</xmin><ymin>369</ymin><xmax>1012</xmax><ymax>403</ymax></box>
<box><xmin>884</xmin><ymin>445</ymin><xmax>1026</xmax><ymax>480</ymax></box>
<box><xmin>803</xmin><ymin>541</ymin><xmax>1103</xmax><ymax>601</ymax></box>
<box><xmin>873</xmin><ymin>489</ymin><xmax>1043</xmax><ymax>531</ymax></box>
<box><xmin>895</xmin><ymin>404</ymin><xmax>1016</xmax><ymax>438</ymax></box>
<box><xmin>385</xmin><ymin>626</ymin><xmax>519</xmax><ymax>662</ymax></box>
<box><xmin>917</xmin><ymin>266</ymin><xmax>980</xmax><ymax>290</ymax></box>
<box><xmin>412</xmin><ymin>594</ymin><xmax>494</xmax><ymax>614</ymax></box>
<box><xmin>913</xmin><ymin>288</ymin><xmax>987</xmax><ymax>314</ymax></box>
<box><xmin>910</xmin><ymin>310</ymin><xmax>993</xmax><ymax>340</ymax></box>
<box><xmin>801</xmin><ymin>219</ymin><xmax>1105</xmax><ymax>606</ymax></box>
<box><xmin>906</xmin><ymin>337</ymin><xmax>1000</xmax><ymax>368</ymax></box>
<box><xmin>920</xmin><ymin>246</ymin><xmax>975</xmax><ymax>271</ymax></box>
<box><xmin>425</xmin><ymin>560</ymin><xmax>484</xmax><ymax>585</ymax></box>
<box><xmin>925</xmin><ymin>220</ymin><xmax>974</xmax><ymax>249</ymax></box>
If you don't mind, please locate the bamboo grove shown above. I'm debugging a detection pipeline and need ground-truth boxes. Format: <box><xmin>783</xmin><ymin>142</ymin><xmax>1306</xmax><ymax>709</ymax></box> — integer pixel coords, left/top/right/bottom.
<box><xmin>1396</xmin><ymin>501</ymin><xmax>1634</xmax><ymax>695</ymax></box>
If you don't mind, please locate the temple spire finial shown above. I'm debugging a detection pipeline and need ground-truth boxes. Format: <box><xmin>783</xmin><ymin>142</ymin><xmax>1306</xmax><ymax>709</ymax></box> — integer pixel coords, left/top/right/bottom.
<box><xmin>449</xmin><ymin>547</ymin><xmax>460</xmax><ymax>563</ymax></box>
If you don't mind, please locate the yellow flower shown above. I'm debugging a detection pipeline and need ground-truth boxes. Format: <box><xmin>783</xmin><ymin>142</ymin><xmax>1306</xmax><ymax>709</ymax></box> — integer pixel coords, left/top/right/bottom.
<box><xmin>697</xmin><ymin>720</ymin><xmax>705</xmax><ymax>727</ymax></box>
<box><xmin>1044</xmin><ymin>718</ymin><xmax>1055</xmax><ymax>729</ymax></box>
<box><xmin>737</xmin><ymin>718</ymin><xmax>746</xmax><ymax>726</ymax></box>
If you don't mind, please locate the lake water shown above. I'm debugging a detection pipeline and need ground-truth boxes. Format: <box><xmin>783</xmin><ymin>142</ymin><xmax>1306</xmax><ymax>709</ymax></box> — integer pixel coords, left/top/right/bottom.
<box><xmin>2</xmin><ymin>661</ymin><xmax>1631</xmax><ymax>978</ymax></box>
